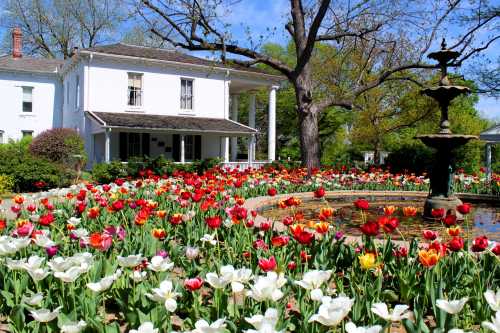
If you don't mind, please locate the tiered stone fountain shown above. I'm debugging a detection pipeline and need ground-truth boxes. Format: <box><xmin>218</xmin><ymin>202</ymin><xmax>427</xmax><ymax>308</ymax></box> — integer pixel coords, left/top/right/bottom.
<box><xmin>416</xmin><ymin>39</ymin><xmax>477</xmax><ymax>218</ymax></box>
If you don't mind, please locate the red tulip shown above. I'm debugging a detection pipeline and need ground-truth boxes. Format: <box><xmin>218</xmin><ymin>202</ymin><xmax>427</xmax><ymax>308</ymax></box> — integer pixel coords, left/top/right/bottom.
<box><xmin>184</xmin><ymin>277</ymin><xmax>203</xmax><ymax>291</ymax></box>
<box><xmin>471</xmin><ymin>235</ymin><xmax>488</xmax><ymax>252</ymax></box>
<box><xmin>378</xmin><ymin>216</ymin><xmax>399</xmax><ymax>233</ymax></box>
<box><xmin>354</xmin><ymin>199</ymin><xmax>369</xmax><ymax>210</ymax></box>
<box><xmin>282</xmin><ymin>216</ymin><xmax>294</xmax><ymax>226</ymax></box>
<box><xmin>300</xmin><ymin>250</ymin><xmax>311</xmax><ymax>262</ymax></box>
<box><xmin>314</xmin><ymin>187</ymin><xmax>325</xmax><ymax>198</ymax></box>
<box><xmin>258</xmin><ymin>256</ymin><xmax>277</xmax><ymax>272</ymax></box>
<box><xmin>360</xmin><ymin>221</ymin><xmax>379</xmax><ymax>236</ymax></box>
<box><xmin>271</xmin><ymin>235</ymin><xmax>290</xmax><ymax>247</ymax></box>
<box><xmin>293</xmin><ymin>230</ymin><xmax>315</xmax><ymax>245</ymax></box>
<box><xmin>39</xmin><ymin>213</ymin><xmax>55</xmax><ymax>226</ymax></box>
<box><xmin>492</xmin><ymin>244</ymin><xmax>500</xmax><ymax>256</ymax></box>
<box><xmin>456</xmin><ymin>203</ymin><xmax>471</xmax><ymax>215</ymax></box>
<box><xmin>253</xmin><ymin>239</ymin><xmax>269</xmax><ymax>250</ymax></box>
<box><xmin>287</xmin><ymin>261</ymin><xmax>297</xmax><ymax>270</ymax></box>
<box><xmin>443</xmin><ymin>214</ymin><xmax>457</xmax><ymax>227</ymax></box>
<box><xmin>431</xmin><ymin>208</ymin><xmax>445</xmax><ymax>219</ymax></box>
<box><xmin>422</xmin><ymin>230</ymin><xmax>438</xmax><ymax>241</ymax></box>
<box><xmin>259</xmin><ymin>220</ymin><xmax>272</xmax><ymax>232</ymax></box>
<box><xmin>448</xmin><ymin>237</ymin><xmax>464</xmax><ymax>251</ymax></box>
<box><xmin>205</xmin><ymin>216</ymin><xmax>222</xmax><ymax>229</ymax></box>
<box><xmin>267</xmin><ymin>188</ymin><xmax>277</xmax><ymax>196</ymax></box>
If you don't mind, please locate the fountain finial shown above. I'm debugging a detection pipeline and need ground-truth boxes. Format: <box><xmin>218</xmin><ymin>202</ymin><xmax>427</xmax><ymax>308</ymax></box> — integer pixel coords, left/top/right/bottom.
<box><xmin>441</xmin><ymin>38</ymin><xmax>447</xmax><ymax>50</ymax></box>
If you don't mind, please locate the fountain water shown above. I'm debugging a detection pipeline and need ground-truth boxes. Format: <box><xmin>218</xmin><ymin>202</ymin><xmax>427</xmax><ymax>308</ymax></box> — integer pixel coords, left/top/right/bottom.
<box><xmin>416</xmin><ymin>39</ymin><xmax>478</xmax><ymax>218</ymax></box>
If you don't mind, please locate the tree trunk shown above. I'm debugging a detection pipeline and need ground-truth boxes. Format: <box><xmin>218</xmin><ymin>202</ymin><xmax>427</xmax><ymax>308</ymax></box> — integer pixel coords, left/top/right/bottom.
<box><xmin>299</xmin><ymin>110</ymin><xmax>321</xmax><ymax>172</ymax></box>
<box><xmin>294</xmin><ymin>67</ymin><xmax>321</xmax><ymax>174</ymax></box>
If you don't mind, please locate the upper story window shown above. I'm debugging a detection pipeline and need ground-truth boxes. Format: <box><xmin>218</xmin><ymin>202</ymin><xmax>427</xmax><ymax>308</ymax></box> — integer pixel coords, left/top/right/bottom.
<box><xmin>22</xmin><ymin>86</ymin><xmax>33</xmax><ymax>112</ymax></box>
<box><xmin>128</xmin><ymin>73</ymin><xmax>143</xmax><ymax>107</ymax></box>
<box><xmin>180</xmin><ymin>78</ymin><xmax>193</xmax><ymax>110</ymax></box>
<box><xmin>75</xmin><ymin>75</ymin><xmax>80</xmax><ymax>109</ymax></box>
<box><xmin>0</xmin><ymin>132</ymin><xmax>3</xmax><ymax>144</ymax></box>
<box><xmin>22</xmin><ymin>130</ymin><xmax>33</xmax><ymax>138</ymax></box>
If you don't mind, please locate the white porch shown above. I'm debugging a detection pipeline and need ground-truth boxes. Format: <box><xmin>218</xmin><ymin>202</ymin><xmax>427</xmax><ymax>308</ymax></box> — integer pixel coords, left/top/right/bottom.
<box><xmin>480</xmin><ymin>124</ymin><xmax>500</xmax><ymax>180</ymax></box>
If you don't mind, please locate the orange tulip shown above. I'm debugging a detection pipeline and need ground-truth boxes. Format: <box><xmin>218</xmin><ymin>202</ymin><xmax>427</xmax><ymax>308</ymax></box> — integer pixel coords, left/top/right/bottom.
<box><xmin>447</xmin><ymin>226</ymin><xmax>461</xmax><ymax>237</ymax></box>
<box><xmin>13</xmin><ymin>195</ymin><xmax>24</xmax><ymax>205</ymax></box>
<box><xmin>152</xmin><ymin>228</ymin><xmax>166</xmax><ymax>239</ymax></box>
<box><xmin>383</xmin><ymin>205</ymin><xmax>397</xmax><ymax>216</ymax></box>
<box><xmin>418</xmin><ymin>249</ymin><xmax>440</xmax><ymax>267</ymax></box>
<box><xmin>156</xmin><ymin>210</ymin><xmax>167</xmax><ymax>219</ymax></box>
<box><xmin>319</xmin><ymin>207</ymin><xmax>334</xmax><ymax>220</ymax></box>
<box><xmin>315</xmin><ymin>222</ymin><xmax>330</xmax><ymax>234</ymax></box>
<box><xmin>402</xmin><ymin>206</ymin><xmax>418</xmax><ymax>217</ymax></box>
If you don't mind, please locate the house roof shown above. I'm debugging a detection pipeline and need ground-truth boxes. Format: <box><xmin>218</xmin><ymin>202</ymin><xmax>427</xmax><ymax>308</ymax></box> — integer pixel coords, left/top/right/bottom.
<box><xmin>81</xmin><ymin>43</ymin><xmax>282</xmax><ymax>79</ymax></box>
<box><xmin>0</xmin><ymin>55</ymin><xmax>63</xmax><ymax>74</ymax></box>
<box><xmin>86</xmin><ymin>111</ymin><xmax>257</xmax><ymax>136</ymax></box>
<box><xmin>480</xmin><ymin>124</ymin><xmax>500</xmax><ymax>143</ymax></box>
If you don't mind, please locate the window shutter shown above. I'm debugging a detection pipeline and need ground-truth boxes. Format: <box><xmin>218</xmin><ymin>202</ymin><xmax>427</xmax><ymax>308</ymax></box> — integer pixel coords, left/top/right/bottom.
<box><xmin>119</xmin><ymin>132</ymin><xmax>127</xmax><ymax>161</ymax></box>
<box><xmin>172</xmin><ymin>134</ymin><xmax>180</xmax><ymax>162</ymax></box>
<box><xmin>195</xmin><ymin>135</ymin><xmax>202</xmax><ymax>160</ymax></box>
<box><xmin>142</xmin><ymin>133</ymin><xmax>150</xmax><ymax>157</ymax></box>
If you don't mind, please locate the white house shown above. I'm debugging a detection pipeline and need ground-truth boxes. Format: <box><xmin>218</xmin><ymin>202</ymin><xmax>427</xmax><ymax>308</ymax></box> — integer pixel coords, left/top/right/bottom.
<box><xmin>0</xmin><ymin>28</ymin><xmax>64</xmax><ymax>143</ymax></box>
<box><xmin>0</xmin><ymin>29</ymin><xmax>282</xmax><ymax>168</ymax></box>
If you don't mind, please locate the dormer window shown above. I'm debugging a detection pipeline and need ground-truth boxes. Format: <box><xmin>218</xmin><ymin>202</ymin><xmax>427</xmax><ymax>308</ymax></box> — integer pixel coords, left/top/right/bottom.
<box><xmin>181</xmin><ymin>78</ymin><xmax>193</xmax><ymax>110</ymax></box>
<box><xmin>128</xmin><ymin>73</ymin><xmax>143</xmax><ymax>107</ymax></box>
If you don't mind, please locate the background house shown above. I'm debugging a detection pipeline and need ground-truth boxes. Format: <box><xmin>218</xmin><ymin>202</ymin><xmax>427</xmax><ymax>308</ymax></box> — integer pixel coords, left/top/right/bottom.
<box><xmin>0</xmin><ymin>29</ymin><xmax>283</xmax><ymax>168</ymax></box>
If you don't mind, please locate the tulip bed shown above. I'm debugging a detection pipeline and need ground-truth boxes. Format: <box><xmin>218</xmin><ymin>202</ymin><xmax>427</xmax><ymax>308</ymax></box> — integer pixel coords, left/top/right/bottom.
<box><xmin>0</xmin><ymin>167</ymin><xmax>499</xmax><ymax>333</ymax></box>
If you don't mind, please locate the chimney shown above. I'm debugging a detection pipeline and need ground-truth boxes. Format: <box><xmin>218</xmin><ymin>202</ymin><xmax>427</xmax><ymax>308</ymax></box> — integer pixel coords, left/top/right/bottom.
<box><xmin>12</xmin><ymin>27</ymin><xmax>22</xmax><ymax>58</ymax></box>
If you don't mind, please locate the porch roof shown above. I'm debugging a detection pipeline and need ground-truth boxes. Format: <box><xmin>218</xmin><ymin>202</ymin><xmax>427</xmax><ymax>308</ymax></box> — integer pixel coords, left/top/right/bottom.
<box><xmin>86</xmin><ymin>111</ymin><xmax>257</xmax><ymax>136</ymax></box>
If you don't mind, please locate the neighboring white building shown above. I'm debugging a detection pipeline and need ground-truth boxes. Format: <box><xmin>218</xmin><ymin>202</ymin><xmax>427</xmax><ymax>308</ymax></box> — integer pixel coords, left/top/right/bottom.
<box><xmin>0</xmin><ymin>29</ymin><xmax>282</xmax><ymax>168</ymax></box>
<box><xmin>362</xmin><ymin>150</ymin><xmax>390</xmax><ymax>165</ymax></box>
<box><xmin>0</xmin><ymin>28</ymin><xmax>64</xmax><ymax>142</ymax></box>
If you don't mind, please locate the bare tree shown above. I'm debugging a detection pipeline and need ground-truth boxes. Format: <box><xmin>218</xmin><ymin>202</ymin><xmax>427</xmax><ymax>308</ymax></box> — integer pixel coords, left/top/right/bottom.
<box><xmin>137</xmin><ymin>0</ymin><xmax>498</xmax><ymax>171</ymax></box>
<box><xmin>0</xmin><ymin>0</ymin><xmax>131</xmax><ymax>58</ymax></box>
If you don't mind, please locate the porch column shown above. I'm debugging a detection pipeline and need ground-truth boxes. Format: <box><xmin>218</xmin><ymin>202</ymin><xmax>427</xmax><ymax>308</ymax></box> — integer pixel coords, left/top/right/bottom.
<box><xmin>248</xmin><ymin>93</ymin><xmax>256</xmax><ymax>160</ymax></box>
<box><xmin>248</xmin><ymin>134</ymin><xmax>255</xmax><ymax>168</ymax></box>
<box><xmin>268</xmin><ymin>86</ymin><xmax>278</xmax><ymax>161</ymax></box>
<box><xmin>486</xmin><ymin>143</ymin><xmax>492</xmax><ymax>181</ymax></box>
<box><xmin>222</xmin><ymin>137</ymin><xmax>230</xmax><ymax>163</ymax></box>
<box><xmin>231</xmin><ymin>95</ymin><xmax>239</xmax><ymax>161</ymax></box>
<box><xmin>104</xmin><ymin>128</ymin><xmax>111</xmax><ymax>163</ymax></box>
<box><xmin>180</xmin><ymin>134</ymin><xmax>185</xmax><ymax>164</ymax></box>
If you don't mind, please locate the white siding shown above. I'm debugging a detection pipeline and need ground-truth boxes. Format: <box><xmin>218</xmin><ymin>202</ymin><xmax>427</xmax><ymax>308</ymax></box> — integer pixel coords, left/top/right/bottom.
<box><xmin>0</xmin><ymin>71</ymin><xmax>62</xmax><ymax>141</ymax></box>
<box><xmin>84</xmin><ymin>59</ymin><xmax>227</xmax><ymax>118</ymax></box>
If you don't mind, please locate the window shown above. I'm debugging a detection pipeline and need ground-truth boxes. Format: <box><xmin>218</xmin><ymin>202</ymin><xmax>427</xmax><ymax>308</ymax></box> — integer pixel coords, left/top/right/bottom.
<box><xmin>180</xmin><ymin>79</ymin><xmax>193</xmax><ymax>110</ymax></box>
<box><xmin>128</xmin><ymin>73</ymin><xmax>143</xmax><ymax>106</ymax></box>
<box><xmin>22</xmin><ymin>130</ymin><xmax>33</xmax><ymax>138</ymax></box>
<box><xmin>22</xmin><ymin>87</ymin><xmax>33</xmax><ymax>112</ymax></box>
<box><xmin>0</xmin><ymin>132</ymin><xmax>3</xmax><ymax>144</ymax></box>
<box><xmin>185</xmin><ymin>135</ymin><xmax>194</xmax><ymax>160</ymax></box>
<box><xmin>75</xmin><ymin>75</ymin><xmax>80</xmax><ymax>109</ymax></box>
<box><xmin>119</xmin><ymin>133</ymin><xmax>150</xmax><ymax>160</ymax></box>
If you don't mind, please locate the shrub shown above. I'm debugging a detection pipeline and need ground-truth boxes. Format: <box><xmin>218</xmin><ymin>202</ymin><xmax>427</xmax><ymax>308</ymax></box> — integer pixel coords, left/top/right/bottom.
<box><xmin>0</xmin><ymin>139</ymin><xmax>74</xmax><ymax>192</ymax></box>
<box><xmin>92</xmin><ymin>161</ymin><xmax>129</xmax><ymax>184</ymax></box>
<box><xmin>29</xmin><ymin>128</ymin><xmax>86</xmax><ymax>166</ymax></box>
<box><xmin>0</xmin><ymin>175</ymin><xmax>14</xmax><ymax>195</ymax></box>
<box><xmin>385</xmin><ymin>144</ymin><xmax>434</xmax><ymax>174</ymax></box>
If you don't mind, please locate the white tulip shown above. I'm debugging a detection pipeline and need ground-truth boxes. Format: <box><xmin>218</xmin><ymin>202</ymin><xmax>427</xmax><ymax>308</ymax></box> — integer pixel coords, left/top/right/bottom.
<box><xmin>436</xmin><ymin>297</ymin><xmax>469</xmax><ymax>314</ymax></box>
<box><xmin>67</xmin><ymin>217</ymin><xmax>81</xmax><ymax>226</ymax></box>
<box><xmin>371</xmin><ymin>303</ymin><xmax>412</xmax><ymax>322</ymax></box>
<box><xmin>117</xmin><ymin>254</ymin><xmax>144</xmax><ymax>268</ymax></box>
<box><xmin>33</xmin><ymin>233</ymin><xmax>56</xmax><ymax>248</ymax></box>
<box><xmin>308</xmin><ymin>295</ymin><xmax>354</xmax><ymax>327</ymax></box>
<box><xmin>483</xmin><ymin>312</ymin><xmax>500</xmax><ymax>333</ymax></box>
<box><xmin>185</xmin><ymin>246</ymin><xmax>200</xmax><ymax>259</ymax></box>
<box><xmin>145</xmin><ymin>280</ymin><xmax>180</xmax><ymax>312</ymax></box>
<box><xmin>6</xmin><ymin>258</ymin><xmax>27</xmax><ymax>270</ymax></box>
<box><xmin>27</xmin><ymin>267</ymin><xmax>51</xmax><ymax>281</ymax></box>
<box><xmin>244</xmin><ymin>308</ymin><xmax>283</xmax><ymax>333</ymax></box>
<box><xmin>22</xmin><ymin>293</ymin><xmax>44</xmax><ymax>306</ymax></box>
<box><xmin>345</xmin><ymin>322</ymin><xmax>383</xmax><ymax>333</ymax></box>
<box><xmin>54</xmin><ymin>266</ymin><xmax>85</xmax><ymax>283</ymax></box>
<box><xmin>30</xmin><ymin>306</ymin><xmax>62</xmax><ymax>322</ymax></box>
<box><xmin>200</xmin><ymin>234</ymin><xmax>217</xmax><ymax>245</ymax></box>
<box><xmin>60</xmin><ymin>320</ymin><xmax>87</xmax><ymax>333</ymax></box>
<box><xmin>295</xmin><ymin>269</ymin><xmax>332</xmax><ymax>301</ymax></box>
<box><xmin>48</xmin><ymin>257</ymin><xmax>73</xmax><ymax>272</ymax></box>
<box><xmin>87</xmin><ymin>269</ymin><xmax>122</xmax><ymax>293</ymax></box>
<box><xmin>131</xmin><ymin>270</ymin><xmax>148</xmax><ymax>282</ymax></box>
<box><xmin>246</xmin><ymin>272</ymin><xmax>287</xmax><ymax>302</ymax></box>
<box><xmin>129</xmin><ymin>322</ymin><xmax>159</xmax><ymax>333</ymax></box>
<box><xmin>448</xmin><ymin>329</ymin><xmax>473</xmax><ymax>333</ymax></box>
<box><xmin>22</xmin><ymin>255</ymin><xmax>45</xmax><ymax>271</ymax></box>
<box><xmin>485</xmin><ymin>290</ymin><xmax>500</xmax><ymax>312</ymax></box>
<box><xmin>192</xmin><ymin>318</ymin><xmax>227</xmax><ymax>333</ymax></box>
<box><xmin>149</xmin><ymin>256</ymin><xmax>174</xmax><ymax>272</ymax></box>
<box><xmin>72</xmin><ymin>228</ymin><xmax>89</xmax><ymax>238</ymax></box>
